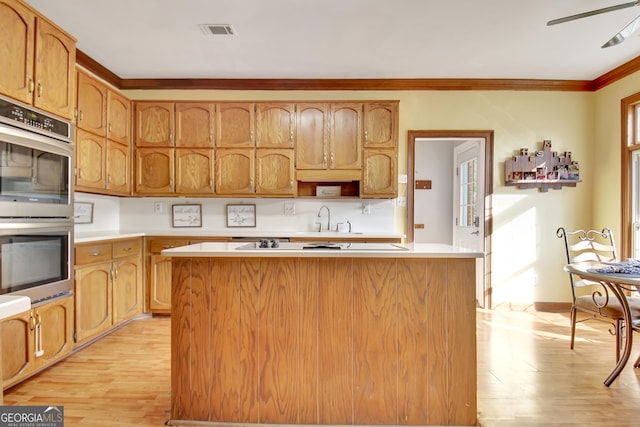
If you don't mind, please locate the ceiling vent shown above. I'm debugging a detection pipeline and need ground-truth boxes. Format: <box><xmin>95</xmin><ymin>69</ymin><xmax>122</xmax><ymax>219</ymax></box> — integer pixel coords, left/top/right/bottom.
<box><xmin>199</xmin><ymin>24</ymin><xmax>237</xmax><ymax>36</ymax></box>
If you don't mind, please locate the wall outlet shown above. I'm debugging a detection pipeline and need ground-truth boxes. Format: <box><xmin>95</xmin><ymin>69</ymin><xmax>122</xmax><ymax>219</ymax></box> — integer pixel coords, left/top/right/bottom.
<box><xmin>154</xmin><ymin>202</ymin><xmax>164</xmax><ymax>214</ymax></box>
<box><xmin>397</xmin><ymin>196</ymin><xmax>407</xmax><ymax>207</ymax></box>
<box><xmin>284</xmin><ymin>202</ymin><xmax>295</xmax><ymax>215</ymax></box>
<box><xmin>362</xmin><ymin>203</ymin><xmax>371</xmax><ymax>214</ymax></box>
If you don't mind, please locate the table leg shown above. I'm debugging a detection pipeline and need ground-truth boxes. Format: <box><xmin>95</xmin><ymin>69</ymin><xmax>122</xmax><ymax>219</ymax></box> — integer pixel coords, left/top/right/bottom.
<box><xmin>603</xmin><ymin>281</ymin><xmax>633</xmax><ymax>387</ymax></box>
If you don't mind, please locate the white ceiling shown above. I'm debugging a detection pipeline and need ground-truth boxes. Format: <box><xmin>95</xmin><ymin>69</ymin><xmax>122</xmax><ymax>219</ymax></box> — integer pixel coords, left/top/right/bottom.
<box><xmin>24</xmin><ymin>0</ymin><xmax>640</xmax><ymax>81</ymax></box>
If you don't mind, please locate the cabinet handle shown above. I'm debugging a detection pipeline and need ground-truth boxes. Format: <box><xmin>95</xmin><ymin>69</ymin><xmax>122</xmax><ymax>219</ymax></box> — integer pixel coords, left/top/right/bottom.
<box><xmin>170</xmin><ymin>178</ymin><xmax>174</xmax><ymax>190</ymax></box>
<box><xmin>28</xmin><ymin>77</ymin><xmax>35</xmax><ymax>94</ymax></box>
<box><xmin>289</xmin><ymin>179</ymin><xmax>293</xmax><ymax>192</ymax></box>
<box><xmin>37</xmin><ymin>81</ymin><xmax>43</xmax><ymax>98</ymax></box>
<box><xmin>108</xmin><ymin>123</ymin><xmax>112</xmax><ymax>133</ymax></box>
<box><xmin>91</xmin><ymin>251</ymin><xmax>102</xmax><ymax>256</ymax></box>
<box><xmin>330</xmin><ymin>153</ymin><xmax>335</xmax><ymax>168</ymax></box>
<box><xmin>170</xmin><ymin>133</ymin><xmax>174</xmax><ymax>145</ymax></box>
<box><xmin>123</xmin><ymin>247</ymin><xmax>132</xmax><ymax>252</ymax></box>
<box><xmin>209</xmin><ymin>179</ymin><xmax>213</xmax><ymax>189</ymax></box>
<box><xmin>29</xmin><ymin>314</ymin><xmax>36</xmax><ymax>332</ymax></box>
<box><xmin>79</xmin><ymin>110</ymin><xmax>84</xmax><ymax>122</ymax></box>
<box><xmin>114</xmin><ymin>267</ymin><xmax>119</xmax><ymax>279</ymax></box>
<box><xmin>364</xmin><ymin>130</ymin><xmax>368</xmax><ymax>142</ymax></box>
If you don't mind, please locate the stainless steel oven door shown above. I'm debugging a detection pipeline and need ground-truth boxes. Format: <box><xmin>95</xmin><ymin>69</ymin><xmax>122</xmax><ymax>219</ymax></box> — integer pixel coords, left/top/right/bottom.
<box><xmin>0</xmin><ymin>124</ymin><xmax>73</xmax><ymax>218</ymax></box>
<box><xmin>0</xmin><ymin>218</ymin><xmax>73</xmax><ymax>305</ymax></box>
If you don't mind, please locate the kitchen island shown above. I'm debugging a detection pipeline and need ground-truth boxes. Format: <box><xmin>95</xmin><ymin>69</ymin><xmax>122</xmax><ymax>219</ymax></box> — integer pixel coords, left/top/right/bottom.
<box><xmin>162</xmin><ymin>242</ymin><xmax>482</xmax><ymax>426</ymax></box>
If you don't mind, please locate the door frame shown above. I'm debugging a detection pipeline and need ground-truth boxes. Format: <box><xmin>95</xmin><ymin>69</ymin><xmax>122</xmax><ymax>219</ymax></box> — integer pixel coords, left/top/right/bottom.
<box><xmin>407</xmin><ymin>130</ymin><xmax>494</xmax><ymax>308</ymax></box>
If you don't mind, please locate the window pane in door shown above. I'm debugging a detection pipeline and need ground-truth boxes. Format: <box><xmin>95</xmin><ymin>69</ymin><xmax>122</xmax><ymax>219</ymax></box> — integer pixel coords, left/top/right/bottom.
<box><xmin>459</xmin><ymin>158</ymin><xmax>477</xmax><ymax>227</ymax></box>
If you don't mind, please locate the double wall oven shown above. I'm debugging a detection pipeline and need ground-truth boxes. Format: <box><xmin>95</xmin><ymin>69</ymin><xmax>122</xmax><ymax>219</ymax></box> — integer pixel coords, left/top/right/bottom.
<box><xmin>0</xmin><ymin>94</ymin><xmax>74</xmax><ymax>305</ymax></box>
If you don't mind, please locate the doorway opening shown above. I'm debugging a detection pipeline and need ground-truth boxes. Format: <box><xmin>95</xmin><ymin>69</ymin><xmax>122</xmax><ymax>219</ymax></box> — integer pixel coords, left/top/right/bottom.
<box><xmin>407</xmin><ymin>130</ymin><xmax>494</xmax><ymax>308</ymax></box>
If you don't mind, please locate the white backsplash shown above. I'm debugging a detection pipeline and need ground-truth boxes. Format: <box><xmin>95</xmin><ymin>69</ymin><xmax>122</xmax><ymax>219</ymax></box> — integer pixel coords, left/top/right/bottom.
<box><xmin>74</xmin><ymin>193</ymin><xmax>397</xmax><ymax>235</ymax></box>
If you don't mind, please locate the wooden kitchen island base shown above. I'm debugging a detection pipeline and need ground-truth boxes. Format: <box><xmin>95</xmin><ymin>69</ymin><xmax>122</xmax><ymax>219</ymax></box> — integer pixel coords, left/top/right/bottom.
<box><xmin>168</xmin><ymin>255</ymin><xmax>477</xmax><ymax>426</ymax></box>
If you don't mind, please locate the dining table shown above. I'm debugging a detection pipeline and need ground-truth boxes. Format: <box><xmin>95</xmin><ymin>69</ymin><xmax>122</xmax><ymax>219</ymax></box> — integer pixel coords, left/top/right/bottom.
<box><xmin>564</xmin><ymin>261</ymin><xmax>640</xmax><ymax>386</ymax></box>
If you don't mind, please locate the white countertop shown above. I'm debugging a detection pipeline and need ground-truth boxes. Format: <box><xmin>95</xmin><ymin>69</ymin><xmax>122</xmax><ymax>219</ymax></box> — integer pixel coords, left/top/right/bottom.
<box><xmin>161</xmin><ymin>242</ymin><xmax>483</xmax><ymax>259</ymax></box>
<box><xmin>0</xmin><ymin>295</ymin><xmax>31</xmax><ymax>320</ymax></box>
<box><xmin>74</xmin><ymin>230</ymin><xmax>404</xmax><ymax>243</ymax></box>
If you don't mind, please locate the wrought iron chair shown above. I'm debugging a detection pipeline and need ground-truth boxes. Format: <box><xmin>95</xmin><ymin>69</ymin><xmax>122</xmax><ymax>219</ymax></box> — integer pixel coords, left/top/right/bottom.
<box><xmin>557</xmin><ymin>227</ymin><xmax>640</xmax><ymax>362</ymax></box>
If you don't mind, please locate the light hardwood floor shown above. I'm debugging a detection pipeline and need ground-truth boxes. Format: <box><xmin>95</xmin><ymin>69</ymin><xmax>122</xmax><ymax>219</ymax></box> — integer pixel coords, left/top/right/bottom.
<box><xmin>4</xmin><ymin>309</ymin><xmax>640</xmax><ymax>426</ymax></box>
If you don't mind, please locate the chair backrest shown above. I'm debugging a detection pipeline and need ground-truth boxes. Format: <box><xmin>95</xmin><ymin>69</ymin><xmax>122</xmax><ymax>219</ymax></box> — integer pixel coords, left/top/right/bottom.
<box><xmin>557</xmin><ymin>227</ymin><xmax>618</xmax><ymax>299</ymax></box>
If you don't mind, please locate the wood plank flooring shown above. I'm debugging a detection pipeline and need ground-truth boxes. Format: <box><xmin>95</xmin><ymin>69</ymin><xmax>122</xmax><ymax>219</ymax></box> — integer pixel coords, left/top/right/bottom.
<box><xmin>4</xmin><ymin>308</ymin><xmax>640</xmax><ymax>426</ymax></box>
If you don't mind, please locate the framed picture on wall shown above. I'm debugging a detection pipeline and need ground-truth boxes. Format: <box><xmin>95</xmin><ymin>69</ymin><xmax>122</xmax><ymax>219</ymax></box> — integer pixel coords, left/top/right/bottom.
<box><xmin>226</xmin><ymin>204</ymin><xmax>256</xmax><ymax>228</ymax></box>
<box><xmin>74</xmin><ymin>202</ymin><xmax>94</xmax><ymax>224</ymax></box>
<box><xmin>172</xmin><ymin>204</ymin><xmax>202</xmax><ymax>228</ymax></box>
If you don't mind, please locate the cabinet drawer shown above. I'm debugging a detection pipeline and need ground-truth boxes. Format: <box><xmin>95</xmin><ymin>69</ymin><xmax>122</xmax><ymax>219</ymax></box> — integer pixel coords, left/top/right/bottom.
<box><xmin>149</xmin><ymin>239</ymin><xmax>189</xmax><ymax>254</ymax></box>
<box><xmin>75</xmin><ymin>243</ymin><xmax>112</xmax><ymax>265</ymax></box>
<box><xmin>113</xmin><ymin>238</ymin><xmax>141</xmax><ymax>258</ymax></box>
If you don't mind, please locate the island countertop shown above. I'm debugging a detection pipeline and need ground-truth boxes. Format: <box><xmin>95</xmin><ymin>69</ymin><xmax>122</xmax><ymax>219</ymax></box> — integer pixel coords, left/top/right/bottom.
<box><xmin>161</xmin><ymin>241</ymin><xmax>483</xmax><ymax>258</ymax></box>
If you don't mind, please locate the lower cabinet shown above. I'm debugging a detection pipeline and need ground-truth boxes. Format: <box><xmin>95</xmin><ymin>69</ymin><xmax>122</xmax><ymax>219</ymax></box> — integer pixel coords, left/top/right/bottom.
<box><xmin>74</xmin><ymin>238</ymin><xmax>143</xmax><ymax>345</ymax></box>
<box><xmin>1</xmin><ymin>295</ymin><xmax>74</xmax><ymax>389</ymax></box>
<box><xmin>146</xmin><ymin>237</ymin><xmax>231</xmax><ymax>314</ymax></box>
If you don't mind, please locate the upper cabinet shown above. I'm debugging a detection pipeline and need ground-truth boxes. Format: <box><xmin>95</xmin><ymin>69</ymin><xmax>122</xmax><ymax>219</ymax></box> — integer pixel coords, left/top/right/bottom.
<box><xmin>75</xmin><ymin>69</ymin><xmax>131</xmax><ymax>196</ymax></box>
<box><xmin>107</xmin><ymin>90</ymin><xmax>130</xmax><ymax>145</ymax></box>
<box><xmin>330</xmin><ymin>103</ymin><xmax>363</xmax><ymax>170</ymax></box>
<box><xmin>130</xmin><ymin>100</ymin><xmax>398</xmax><ymax>198</ymax></box>
<box><xmin>256</xmin><ymin>103</ymin><xmax>295</xmax><ymax>148</ymax></box>
<box><xmin>176</xmin><ymin>103</ymin><xmax>215</xmax><ymax>147</ymax></box>
<box><xmin>134</xmin><ymin>102</ymin><xmax>175</xmax><ymax>147</ymax></box>
<box><xmin>363</xmin><ymin>102</ymin><xmax>398</xmax><ymax>148</ymax></box>
<box><xmin>216</xmin><ymin>103</ymin><xmax>255</xmax><ymax>148</ymax></box>
<box><xmin>77</xmin><ymin>71</ymin><xmax>107</xmax><ymax>136</ymax></box>
<box><xmin>0</xmin><ymin>0</ymin><xmax>76</xmax><ymax>119</ymax></box>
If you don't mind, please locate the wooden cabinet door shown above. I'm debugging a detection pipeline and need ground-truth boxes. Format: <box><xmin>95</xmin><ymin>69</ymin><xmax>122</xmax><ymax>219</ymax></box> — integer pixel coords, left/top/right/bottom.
<box><xmin>175</xmin><ymin>148</ymin><xmax>214</xmax><ymax>194</ymax></box>
<box><xmin>0</xmin><ymin>0</ymin><xmax>35</xmax><ymax>105</ymax></box>
<box><xmin>33</xmin><ymin>17</ymin><xmax>76</xmax><ymax>120</ymax></box>
<box><xmin>256</xmin><ymin>149</ymin><xmax>294</xmax><ymax>195</ymax></box>
<box><xmin>216</xmin><ymin>103</ymin><xmax>255</xmax><ymax>147</ymax></box>
<box><xmin>331</xmin><ymin>103</ymin><xmax>362</xmax><ymax>169</ymax></box>
<box><xmin>106</xmin><ymin>140</ymin><xmax>130</xmax><ymax>195</ymax></box>
<box><xmin>296</xmin><ymin>103</ymin><xmax>329</xmax><ymax>170</ymax></box>
<box><xmin>1</xmin><ymin>310</ymin><xmax>34</xmax><ymax>388</ymax></box>
<box><xmin>112</xmin><ymin>257</ymin><xmax>143</xmax><ymax>324</ymax></box>
<box><xmin>176</xmin><ymin>102</ymin><xmax>214</xmax><ymax>147</ymax></box>
<box><xmin>149</xmin><ymin>255</ymin><xmax>173</xmax><ymax>313</ymax></box>
<box><xmin>134</xmin><ymin>102</ymin><xmax>174</xmax><ymax>147</ymax></box>
<box><xmin>362</xmin><ymin>149</ymin><xmax>397</xmax><ymax>197</ymax></box>
<box><xmin>76</xmin><ymin>129</ymin><xmax>106</xmax><ymax>190</ymax></box>
<box><xmin>74</xmin><ymin>262</ymin><xmax>113</xmax><ymax>344</ymax></box>
<box><xmin>215</xmin><ymin>148</ymin><xmax>255</xmax><ymax>194</ymax></box>
<box><xmin>35</xmin><ymin>296</ymin><xmax>73</xmax><ymax>370</ymax></box>
<box><xmin>76</xmin><ymin>71</ymin><xmax>107</xmax><ymax>136</ymax></box>
<box><xmin>363</xmin><ymin>102</ymin><xmax>397</xmax><ymax>148</ymax></box>
<box><xmin>107</xmin><ymin>90</ymin><xmax>131</xmax><ymax>145</ymax></box>
<box><xmin>256</xmin><ymin>103</ymin><xmax>295</xmax><ymax>148</ymax></box>
<box><xmin>135</xmin><ymin>148</ymin><xmax>174</xmax><ymax>194</ymax></box>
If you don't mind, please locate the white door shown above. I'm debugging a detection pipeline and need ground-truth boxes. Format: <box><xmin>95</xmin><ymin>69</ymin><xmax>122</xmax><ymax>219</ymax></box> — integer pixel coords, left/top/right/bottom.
<box><xmin>453</xmin><ymin>141</ymin><xmax>485</xmax><ymax>306</ymax></box>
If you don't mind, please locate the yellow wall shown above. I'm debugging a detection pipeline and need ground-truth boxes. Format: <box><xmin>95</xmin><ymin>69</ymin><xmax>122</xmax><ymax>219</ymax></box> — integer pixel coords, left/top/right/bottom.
<box><xmin>124</xmin><ymin>88</ymin><xmax>596</xmax><ymax>306</ymax></box>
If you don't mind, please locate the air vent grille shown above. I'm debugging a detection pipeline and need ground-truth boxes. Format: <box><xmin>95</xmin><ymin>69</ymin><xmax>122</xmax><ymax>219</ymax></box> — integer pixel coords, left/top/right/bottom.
<box><xmin>199</xmin><ymin>24</ymin><xmax>237</xmax><ymax>36</ymax></box>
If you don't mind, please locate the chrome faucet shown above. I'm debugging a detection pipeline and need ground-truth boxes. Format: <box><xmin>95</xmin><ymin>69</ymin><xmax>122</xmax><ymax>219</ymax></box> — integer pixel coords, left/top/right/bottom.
<box><xmin>317</xmin><ymin>205</ymin><xmax>331</xmax><ymax>232</ymax></box>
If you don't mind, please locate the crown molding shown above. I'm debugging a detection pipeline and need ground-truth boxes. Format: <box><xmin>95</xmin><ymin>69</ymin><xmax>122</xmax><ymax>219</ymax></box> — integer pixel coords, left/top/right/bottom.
<box><xmin>76</xmin><ymin>49</ymin><xmax>639</xmax><ymax>93</ymax></box>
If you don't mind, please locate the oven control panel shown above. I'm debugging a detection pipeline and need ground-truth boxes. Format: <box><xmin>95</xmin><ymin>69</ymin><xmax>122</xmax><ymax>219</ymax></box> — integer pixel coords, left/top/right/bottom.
<box><xmin>0</xmin><ymin>94</ymin><xmax>73</xmax><ymax>142</ymax></box>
